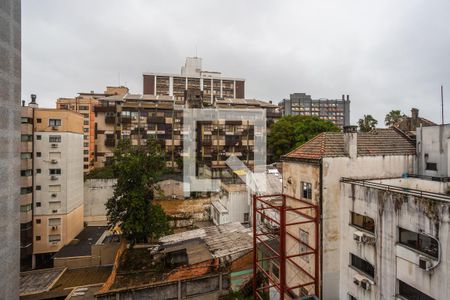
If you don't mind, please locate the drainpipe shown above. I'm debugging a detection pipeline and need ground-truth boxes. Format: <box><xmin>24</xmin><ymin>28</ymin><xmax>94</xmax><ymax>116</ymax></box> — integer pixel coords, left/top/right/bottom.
<box><xmin>319</xmin><ymin>159</ymin><xmax>324</xmax><ymax>299</ymax></box>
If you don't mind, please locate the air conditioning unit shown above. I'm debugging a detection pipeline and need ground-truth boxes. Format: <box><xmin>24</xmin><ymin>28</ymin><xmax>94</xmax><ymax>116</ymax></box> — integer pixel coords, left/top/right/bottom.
<box><xmin>360</xmin><ymin>279</ymin><xmax>372</xmax><ymax>291</ymax></box>
<box><xmin>353</xmin><ymin>275</ymin><xmax>361</xmax><ymax>286</ymax></box>
<box><xmin>51</xmin><ymin>159</ymin><xmax>58</xmax><ymax>164</ymax></box>
<box><xmin>51</xmin><ymin>241</ymin><xmax>59</xmax><ymax>245</ymax></box>
<box><xmin>419</xmin><ymin>256</ymin><xmax>433</xmax><ymax>271</ymax></box>
<box><xmin>50</xmin><ymin>175</ymin><xmax>58</xmax><ymax>180</ymax></box>
<box><xmin>52</xmin><ymin>209</ymin><xmax>58</xmax><ymax>213</ymax></box>
<box><xmin>52</xmin><ymin>226</ymin><xmax>58</xmax><ymax>230</ymax></box>
<box><xmin>353</xmin><ymin>231</ymin><xmax>365</xmax><ymax>243</ymax></box>
<box><xmin>52</xmin><ymin>126</ymin><xmax>58</xmax><ymax>130</ymax></box>
<box><xmin>51</xmin><ymin>143</ymin><xmax>58</xmax><ymax>148</ymax></box>
<box><xmin>51</xmin><ymin>193</ymin><xmax>57</xmax><ymax>198</ymax></box>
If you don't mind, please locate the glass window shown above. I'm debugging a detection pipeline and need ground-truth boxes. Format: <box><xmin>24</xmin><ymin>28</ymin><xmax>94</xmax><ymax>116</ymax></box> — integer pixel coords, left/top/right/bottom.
<box><xmin>243</xmin><ymin>213</ymin><xmax>249</xmax><ymax>223</ymax></box>
<box><xmin>399</xmin><ymin>228</ymin><xmax>438</xmax><ymax>258</ymax></box>
<box><xmin>49</xmin><ymin>119</ymin><xmax>61</xmax><ymax>126</ymax></box>
<box><xmin>299</xmin><ymin>229</ymin><xmax>310</xmax><ymax>262</ymax></box>
<box><xmin>36</xmin><ymin>219</ymin><xmax>41</xmax><ymax>224</ymax></box>
<box><xmin>21</xmin><ymin>134</ymin><xmax>32</xmax><ymax>142</ymax></box>
<box><xmin>20</xmin><ymin>187</ymin><xmax>32</xmax><ymax>194</ymax></box>
<box><xmin>398</xmin><ymin>280</ymin><xmax>434</xmax><ymax>300</ymax></box>
<box><xmin>36</xmin><ymin>118</ymin><xmax>41</xmax><ymax>123</ymax></box>
<box><xmin>79</xmin><ymin>105</ymin><xmax>89</xmax><ymax>110</ymax></box>
<box><xmin>49</xmin><ymin>234</ymin><xmax>61</xmax><ymax>242</ymax></box>
<box><xmin>271</xmin><ymin>263</ymin><xmax>279</xmax><ymax>279</ymax></box>
<box><xmin>36</xmin><ymin>135</ymin><xmax>41</xmax><ymax>140</ymax></box>
<box><xmin>425</xmin><ymin>163</ymin><xmax>437</xmax><ymax>171</ymax></box>
<box><xmin>21</xmin><ymin>152</ymin><xmax>32</xmax><ymax>159</ymax></box>
<box><xmin>350</xmin><ymin>253</ymin><xmax>374</xmax><ymax>278</ymax></box>
<box><xmin>36</xmin><ymin>185</ymin><xmax>41</xmax><ymax>190</ymax></box>
<box><xmin>49</xmin><ymin>169</ymin><xmax>61</xmax><ymax>175</ymax></box>
<box><xmin>301</xmin><ymin>182</ymin><xmax>312</xmax><ymax>199</ymax></box>
<box><xmin>49</xmin><ymin>135</ymin><xmax>61</xmax><ymax>143</ymax></box>
<box><xmin>20</xmin><ymin>204</ymin><xmax>32</xmax><ymax>212</ymax></box>
<box><xmin>21</xmin><ymin>169</ymin><xmax>32</xmax><ymax>176</ymax></box>
<box><xmin>36</xmin><ymin>152</ymin><xmax>41</xmax><ymax>157</ymax></box>
<box><xmin>36</xmin><ymin>236</ymin><xmax>41</xmax><ymax>241</ymax></box>
<box><xmin>49</xmin><ymin>218</ymin><xmax>61</xmax><ymax>226</ymax></box>
<box><xmin>351</xmin><ymin>212</ymin><xmax>375</xmax><ymax>233</ymax></box>
<box><xmin>36</xmin><ymin>168</ymin><xmax>41</xmax><ymax>174</ymax></box>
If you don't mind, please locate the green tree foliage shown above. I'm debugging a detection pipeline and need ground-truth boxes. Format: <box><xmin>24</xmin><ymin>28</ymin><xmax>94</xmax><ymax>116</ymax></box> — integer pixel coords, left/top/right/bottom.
<box><xmin>384</xmin><ymin>110</ymin><xmax>404</xmax><ymax>126</ymax></box>
<box><xmin>267</xmin><ymin>115</ymin><xmax>340</xmax><ymax>162</ymax></box>
<box><xmin>106</xmin><ymin>137</ymin><xmax>171</xmax><ymax>246</ymax></box>
<box><xmin>358</xmin><ymin>114</ymin><xmax>378</xmax><ymax>132</ymax></box>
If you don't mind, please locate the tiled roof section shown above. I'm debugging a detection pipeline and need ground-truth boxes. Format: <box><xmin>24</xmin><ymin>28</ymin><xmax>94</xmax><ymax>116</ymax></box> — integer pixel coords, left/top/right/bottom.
<box><xmin>284</xmin><ymin>128</ymin><xmax>416</xmax><ymax>160</ymax></box>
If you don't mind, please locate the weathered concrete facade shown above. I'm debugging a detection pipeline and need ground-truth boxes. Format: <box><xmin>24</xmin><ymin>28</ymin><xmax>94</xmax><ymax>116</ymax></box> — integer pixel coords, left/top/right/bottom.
<box><xmin>340</xmin><ymin>178</ymin><xmax>450</xmax><ymax>300</ymax></box>
<box><xmin>212</xmin><ymin>183</ymin><xmax>249</xmax><ymax>225</ymax></box>
<box><xmin>416</xmin><ymin>124</ymin><xmax>450</xmax><ymax>177</ymax></box>
<box><xmin>0</xmin><ymin>0</ymin><xmax>20</xmax><ymax>297</ymax></box>
<box><xmin>84</xmin><ymin>179</ymin><xmax>117</xmax><ymax>224</ymax></box>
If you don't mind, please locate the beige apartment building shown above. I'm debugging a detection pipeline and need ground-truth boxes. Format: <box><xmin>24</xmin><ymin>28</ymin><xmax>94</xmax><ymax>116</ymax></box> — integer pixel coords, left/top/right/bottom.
<box><xmin>56</xmin><ymin>86</ymin><xmax>129</xmax><ymax>172</ymax></box>
<box><xmin>26</xmin><ymin>106</ymin><xmax>84</xmax><ymax>268</ymax></box>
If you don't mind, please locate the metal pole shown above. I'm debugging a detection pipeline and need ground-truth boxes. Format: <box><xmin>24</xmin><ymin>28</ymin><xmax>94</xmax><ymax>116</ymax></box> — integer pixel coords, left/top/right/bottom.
<box><xmin>314</xmin><ymin>204</ymin><xmax>320</xmax><ymax>297</ymax></box>
<box><xmin>252</xmin><ymin>194</ymin><xmax>257</xmax><ymax>300</ymax></box>
<box><xmin>441</xmin><ymin>85</ymin><xmax>444</xmax><ymax>125</ymax></box>
<box><xmin>279</xmin><ymin>195</ymin><xmax>286</xmax><ymax>300</ymax></box>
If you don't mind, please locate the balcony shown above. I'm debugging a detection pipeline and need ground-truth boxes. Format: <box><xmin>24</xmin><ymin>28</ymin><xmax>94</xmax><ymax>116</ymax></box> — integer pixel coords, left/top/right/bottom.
<box><xmin>105</xmin><ymin>139</ymin><xmax>116</xmax><ymax>147</ymax></box>
<box><xmin>20</xmin><ymin>176</ymin><xmax>32</xmax><ymax>187</ymax></box>
<box><xmin>20</xmin><ymin>193</ymin><xmax>32</xmax><ymax>206</ymax></box>
<box><xmin>21</xmin><ymin>123</ymin><xmax>32</xmax><ymax>134</ymax></box>
<box><xmin>20</xmin><ymin>210</ymin><xmax>32</xmax><ymax>224</ymax></box>
<box><xmin>94</xmin><ymin>106</ymin><xmax>116</xmax><ymax>113</ymax></box>
<box><xmin>121</xmin><ymin>116</ymin><xmax>131</xmax><ymax>124</ymax></box>
<box><xmin>21</xmin><ymin>141</ymin><xmax>33</xmax><ymax>153</ymax></box>
<box><xmin>105</xmin><ymin>116</ymin><xmax>116</xmax><ymax>124</ymax></box>
<box><xmin>21</xmin><ymin>159</ymin><xmax>32</xmax><ymax>170</ymax></box>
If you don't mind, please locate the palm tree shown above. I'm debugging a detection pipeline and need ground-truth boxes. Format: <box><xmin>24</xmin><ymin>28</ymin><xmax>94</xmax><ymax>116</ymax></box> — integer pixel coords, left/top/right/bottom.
<box><xmin>384</xmin><ymin>110</ymin><xmax>404</xmax><ymax>126</ymax></box>
<box><xmin>358</xmin><ymin>114</ymin><xmax>378</xmax><ymax>132</ymax></box>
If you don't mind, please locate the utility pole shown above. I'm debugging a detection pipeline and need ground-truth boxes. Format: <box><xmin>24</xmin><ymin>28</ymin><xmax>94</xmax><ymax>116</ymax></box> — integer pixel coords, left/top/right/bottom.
<box><xmin>441</xmin><ymin>85</ymin><xmax>444</xmax><ymax>125</ymax></box>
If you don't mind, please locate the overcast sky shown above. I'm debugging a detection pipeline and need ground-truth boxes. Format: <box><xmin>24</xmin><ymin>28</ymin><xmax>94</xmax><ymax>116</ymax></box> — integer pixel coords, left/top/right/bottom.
<box><xmin>22</xmin><ymin>0</ymin><xmax>450</xmax><ymax>125</ymax></box>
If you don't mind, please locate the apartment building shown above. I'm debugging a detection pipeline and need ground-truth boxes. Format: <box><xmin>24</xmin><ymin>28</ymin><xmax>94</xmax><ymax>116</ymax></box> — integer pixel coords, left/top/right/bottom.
<box><xmin>340</xmin><ymin>176</ymin><xmax>449</xmax><ymax>300</ymax></box>
<box><xmin>143</xmin><ymin>57</ymin><xmax>245</xmax><ymax>101</ymax></box>
<box><xmin>56</xmin><ymin>86</ymin><xmax>129</xmax><ymax>172</ymax></box>
<box><xmin>22</xmin><ymin>104</ymin><xmax>85</xmax><ymax>269</ymax></box>
<box><xmin>416</xmin><ymin>124</ymin><xmax>450</xmax><ymax>177</ymax></box>
<box><xmin>280</xmin><ymin>93</ymin><xmax>351</xmax><ymax>128</ymax></box>
<box><xmin>94</xmin><ymin>91</ymin><xmax>280</xmax><ymax>178</ymax></box>
<box><xmin>281</xmin><ymin>126</ymin><xmax>416</xmax><ymax>299</ymax></box>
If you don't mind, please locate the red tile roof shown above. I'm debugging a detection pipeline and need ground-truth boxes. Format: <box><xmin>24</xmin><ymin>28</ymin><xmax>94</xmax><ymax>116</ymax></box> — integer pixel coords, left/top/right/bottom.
<box><xmin>283</xmin><ymin>128</ymin><xmax>416</xmax><ymax>160</ymax></box>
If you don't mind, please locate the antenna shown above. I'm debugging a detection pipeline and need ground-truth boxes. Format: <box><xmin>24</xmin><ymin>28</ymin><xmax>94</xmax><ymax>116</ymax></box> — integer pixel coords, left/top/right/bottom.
<box><xmin>441</xmin><ymin>85</ymin><xmax>444</xmax><ymax>125</ymax></box>
<box><xmin>118</xmin><ymin>72</ymin><xmax>121</xmax><ymax>86</ymax></box>
<box><xmin>195</xmin><ymin>45</ymin><xmax>198</xmax><ymax>58</ymax></box>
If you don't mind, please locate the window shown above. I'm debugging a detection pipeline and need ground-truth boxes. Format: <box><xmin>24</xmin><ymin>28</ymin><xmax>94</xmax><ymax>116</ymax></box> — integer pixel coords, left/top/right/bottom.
<box><xmin>48</xmin><ymin>218</ymin><xmax>61</xmax><ymax>226</ymax></box>
<box><xmin>299</xmin><ymin>229</ymin><xmax>310</xmax><ymax>262</ymax></box>
<box><xmin>36</xmin><ymin>152</ymin><xmax>41</xmax><ymax>157</ymax></box>
<box><xmin>398</xmin><ymin>280</ymin><xmax>434</xmax><ymax>300</ymax></box>
<box><xmin>49</xmin><ymin>119</ymin><xmax>61</xmax><ymax>126</ymax></box>
<box><xmin>399</xmin><ymin>227</ymin><xmax>438</xmax><ymax>258</ymax></box>
<box><xmin>49</xmin><ymin>135</ymin><xmax>61</xmax><ymax>143</ymax></box>
<box><xmin>21</xmin><ymin>169</ymin><xmax>32</xmax><ymax>176</ymax></box>
<box><xmin>84</xmin><ymin>142</ymin><xmax>89</xmax><ymax>147</ymax></box>
<box><xmin>348</xmin><ymin>294</ymin><xmax>357</xmax><ymax>300</ymax></box>
<box><xmin>36</xmin><ymin>185</ymin><xmax>41</xmax><ymax>191</ymax></box>
<box><xmin>21</xmin><ymin>134</ymin><xmax>33</xmax><ymax>142</ymax></box>
<box><xmin>84</xmin><ymin>135</ymin><xmax>88</xmax><ymax>140</ymax></box>
<box><xmin>79</xmin><ymin>105</ymin><xmax>89</xmax><ymax>110</ymax></box>
<box><xmin>83</xmin><ymin>128</ymin><xmax>89</xmax><ymax>133</ymax></box>
<box><xmin>36</xmin><ymin>168</ymin><xmax>41</xmax><ymax>174</ymax></box>
<box><xmin>301</xmin><ymin>182</ymin><xmax>312</xmax><ymax>199</ymax></box>
<box><xmin>36</xmin><ymin>135</ymin><xmax>41</xmax><ymax>140</ymax></box>
<box><xmin>243</xmin><ymin>213</ymin><xmax>249</xmax><ymax>223</ymax></box>
<box><xmin>48</xmin><ymin>185</ymin><xmax>61</xmax><ymax>192</ymax></box>
<box><xmin>49</xmin><ymin>169</ymin><xmax>61</xmax><ymax>175</ymax></box>
<box><xmin>21</xmin><ymin>117</ymin><xmax>31</xmax><ymax>124</ymax></box>
<box><xmin>350</xmin><ymin>253</ymin><xmax>374</xmax><ymax>278</ymax></box>
<box><xmin>351</xmin><ymin>212</ymin><xmax>375</xmax><ymax>233</ymax></box>
<box><xmin>20</xmin><ymin>187</ymin><xmax>32</xmax><ymax>194</ymax></box>
<box><xmin>84</xmin><ymin>157</ymin><xmax>89</xmax><ymax>162</ymax></box>
<box><xmin>36</xmin><ymin>202</ymin><xmax>41</xmax><ymax>207</ymax></box>
<box><xmin>21</xmin><ymin>152</ymin><xmax>32</xmax><ymax>159</ymax></box>
<box><xmin>36</xmin><ymin>236</ymin><xmax>41</xmax><ymax>241</ymax></box>
<box><xmin>271</xmin><ymin>263</ymin><xmax>279</xmax><ymax>279</ymax></box>
<box><xmin>36</xmin><ymin>219</ymin><xmax>41</xmax><ymax>224</ymax></box>
<box><xmin>49</xmin><ymin>234</ymin><xmax>61</xmax><ymax>242</ymax></box>
<box><xmin>20</xmin><ymin>204</ymin><xmax>32</xmax><ymax>212</ymax></box>
<box><xmin>84</xmin><ymin>120</ymin><xmax>89</xmax><ymax>126</ymax></box>
<box><xmin>425</xmin><ymin>162</ymin><xmax>437</xmax><ymax>171</ymax></box>
<box><xmin>83</xmin><ymin>150</ymin><xmax>89</xmax><ymax>155</ymax></box>
<box><xmin>37</xmin><ymin>118</ymin><xmax>41</xmax><ymax>123</ymax></box>
<box><xmin>84</xmin><ymin>164</ymin><xmax>89</xmax><ymax>169</ymax></box>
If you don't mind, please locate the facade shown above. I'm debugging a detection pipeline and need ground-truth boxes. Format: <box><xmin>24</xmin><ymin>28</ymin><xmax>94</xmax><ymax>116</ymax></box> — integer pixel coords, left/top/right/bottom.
<box><xmin>93</xmin><ymin>92</ymin><xmax>280</xmax><ymax>178</ymax></box>
<box><xmin>416</xmin><ymin>124</ymin><xmax>450</xmax><ymax>177</ymax></box>
<box><xmin>212</xmin><ymin>183</ymin><xmax>249</xmax><ymax>225</ymax></box>
<box><xmin>30</xmin><ymin>107</ymin><xmax>84</xmax><ymax>268</ymax></box>
<box><xmin>0</xmin><ymin>0</ymin><xmax>21</xmax><ymax>296</ymax></box>
<box><xmin>340</xmin><ymin>177</ymin><xmax>450</xmax><ymax>300</ymax></box>
<box><xmin>393</xmin><ymin>108</ymin><xmax>436</xmax><ymax>138</ymax></box>
<box><xmin>281</xmin><ymin>127</ymin><xmax>416</xmax><ymax>299</ymax></box>
<box><xmin>143</xmin><ymin>57</ymin><xmax>245</xmax><ymax>101</ymax></box>
<box><xmin>280</xmin><ymin>93</ymin><xmax>350</xmax><ymax>128</ymax></box>
<box><xmin>56</xmin><ymin>86</ymin><xmax>129</xmax><ymax>172</ymax></box>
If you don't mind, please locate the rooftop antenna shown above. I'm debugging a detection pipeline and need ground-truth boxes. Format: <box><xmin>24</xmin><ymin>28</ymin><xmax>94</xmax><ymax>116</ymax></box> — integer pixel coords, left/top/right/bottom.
<box><xmin>195</xmin><ymin>45</ymin><xmax>198</xmax><ymax>58</ymax></box>
<box><xmin>441</xmin><ymin>85</ymin><xmax>444</xmax><ymax>125</ymax></box>
<box><xmin>118</xmin><ymin>72</ymin><xmax>121</xmax><ymax>86</ymax></box>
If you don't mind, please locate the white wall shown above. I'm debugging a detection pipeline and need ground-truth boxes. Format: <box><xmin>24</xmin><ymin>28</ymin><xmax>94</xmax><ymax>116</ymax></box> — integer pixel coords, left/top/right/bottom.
<box><xmin>416</xmin><ymin>124</ymin><xmax>450</xmax><ymax>177</ymax></box>
<box><xmin>84</xmin><ymin>179</ymin><xmax>116</xmax><ymax>223</ymax></box>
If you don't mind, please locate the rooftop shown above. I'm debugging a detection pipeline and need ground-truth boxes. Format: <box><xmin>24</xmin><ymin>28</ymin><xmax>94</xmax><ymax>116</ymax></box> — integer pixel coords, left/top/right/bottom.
<box><xmin>20</xmin><ymin>266</ymin><xmax>112</xmax><ymax>299</ymax></box>
<box><xmin>54</xmin><ymin>226</ymin><xmax>109</xmax><ymax>258</ymax></box>
<box><xmin>284</xmin><ymin>128</ymin><xmax>416</xmax><ymax>160</ymax></box>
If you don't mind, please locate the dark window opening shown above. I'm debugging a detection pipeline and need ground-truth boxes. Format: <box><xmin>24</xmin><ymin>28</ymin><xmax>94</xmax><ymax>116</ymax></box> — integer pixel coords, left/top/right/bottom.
<box><xmin>425</xmin><ymin>162</ymin><xmax>437</xmax><ymax>171</ymax></box>
<box><xmin>350</xmin><ymin>253</ymin><xmax>374</xmax><ymax>278</ymax></box>
<box><xmin>398</xmin><ymin>280</ymin><xmax>434</xmax><ymax>300</ymax></box>
<box><xmin>301</xmin><ymin>181</ymin><xmax>312</xmax><ymax>199</ymax></box>
<box><xmin>399</xmin><ymin>227</ymin><xmax>438</xmax><ymax>258</ymax></box>
<box><xmin>49</xmin><ymin>169</ymin><xmax>61</xmax><ymax>175</ymax></box>
<box><xmin>351</xmin><ymin>212</ymin><xmax>375</xmax><ymax>233</ymax></box>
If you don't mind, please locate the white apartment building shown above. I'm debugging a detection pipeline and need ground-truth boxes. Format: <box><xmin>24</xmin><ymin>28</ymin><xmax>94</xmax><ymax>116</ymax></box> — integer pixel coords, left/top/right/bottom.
<box><xmin>31</xmin><ymin>108</ymin><xmax>84</xmax><ymax>268</ymax></box>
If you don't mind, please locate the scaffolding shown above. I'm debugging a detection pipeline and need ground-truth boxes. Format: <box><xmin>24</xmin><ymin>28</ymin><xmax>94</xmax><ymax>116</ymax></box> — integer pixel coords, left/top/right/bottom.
<box><xmin>253</xmin><ymin>194</ymin><xmax>319</xmax><ymax>300</ymax></box>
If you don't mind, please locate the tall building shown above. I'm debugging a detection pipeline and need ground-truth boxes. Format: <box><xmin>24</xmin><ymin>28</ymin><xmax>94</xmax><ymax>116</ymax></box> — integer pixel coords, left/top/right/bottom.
<box><xmin>143</xmin><ymin>57</ymin><xmax>245</xmax><ymax>101</ymax></box>
<box><xmin>20</xmin><ymin>99</ymin><xmax>85</xmax><ymax>269</ymax></box>
<box><xmin>56</xmin><ymin>86</ymin><xmax>129</xmax><ymax>173</ymax></box>
<box><xmin>280</xmin><ymin>93</ymin><xmax>351</xmax><ymax>128</ymax></box>
<box><xmin>0</xmin><ymin>0</ymin><xmax>21</xmax><ymax>297</ymax></box>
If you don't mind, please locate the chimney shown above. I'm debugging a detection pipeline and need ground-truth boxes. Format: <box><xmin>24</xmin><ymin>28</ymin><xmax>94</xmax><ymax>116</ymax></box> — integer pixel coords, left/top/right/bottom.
<box><xmin>411</xmin><ymin>108</ymin><xmax>419</xmax><ymax>129</ymax></box>
<box><xmin>29</xmin><ymin>94</ymin><xmax>38</xmax><ymax>108</ymax></box>
<box><xmin>346</xmin><ymin>95</ymin><xmax>350</xmax><ymax>101</ymax></box>
<box><xmin>22</xmin><ymin>100</ymin><xmax>25</xmax><ymax>107</ymax></box>
<box><xmin>343</xmin><ymin>125</ymin><xmax>358</xmax><ymax>159</ymax></box>
<box><xmin>342</xmin><ymin>94</ymin><xmax>345</xmax><ymax>101</ymax></box>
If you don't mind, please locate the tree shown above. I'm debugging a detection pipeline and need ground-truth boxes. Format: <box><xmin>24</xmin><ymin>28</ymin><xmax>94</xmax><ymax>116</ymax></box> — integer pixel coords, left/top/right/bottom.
<box><xmin>106</xmin><ymin>137</ymin><xmax>171</xmax><ymax>246</ymax></box>
<box><xmin>267</xmin><ymin>115</ymin><xmax>340</xmax><ymax>162</ymax></box>
<box><xmin>384</xmin><ymin>110</ymin><xmax>404</xmax><ymax>126</ymax></box>
<box><xmin>358</xmin><ymin>114</ymin><xmax>378</xmax><ymax>132</ymax></box>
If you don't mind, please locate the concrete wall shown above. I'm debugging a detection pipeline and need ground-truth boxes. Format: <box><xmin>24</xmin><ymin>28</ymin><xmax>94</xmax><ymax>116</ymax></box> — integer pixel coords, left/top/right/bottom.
<box><xmin>0</xmin><ymin>0</ymin><xmax>20</xmax><ymax>297</ymax></box>
<box><xmin>416</xmin><ymin>124</ymin><xmax>450</xmax><ymax>177</ymax></box>
<box><xmin>156</xmin><ymin>179</ymin><xmax>184</xmax><ymax>199</ymax></box>
<box><xmin>282</xmin><ymin>154</ymin><xmax>414</xmax><ymax>299</ymax></box>
<box><xmin>340</xmin><ymin>183</ymin><xmax>450</xmax><ymax>300</ymax></box>
<box><xmin>84</xmin><ymin>179</ymin><xmax>116</xmax><ymax>223</ymax></box>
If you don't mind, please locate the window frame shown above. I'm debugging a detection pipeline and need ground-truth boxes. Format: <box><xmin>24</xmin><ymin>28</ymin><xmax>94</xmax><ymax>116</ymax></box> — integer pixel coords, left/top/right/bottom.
<box><xmin>49</xmin><ymin>119</ymin><xmax>62</xmax><ymax>127</ymax></box>
<box><xmin>301</xmin><ymin>181</ymin><xmax>312</xmax><ymax>199</ymax></box>
<box><xmin>398</xmin><ymin>227</ymin><xmax>439</xmax><ymax>259</ymax></box>
<box><xmin>349</xmin><ymin>253</ymin><xmax>375</xmax><ymax>279</ymax></box>
<box><xmin>350</xmin><ymin>211</ymin><xmax>375</xmax><ymax>233</ymax></box>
